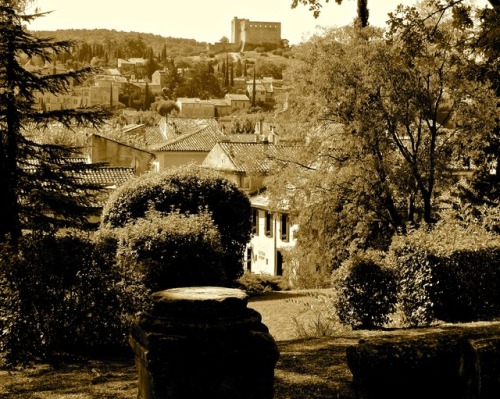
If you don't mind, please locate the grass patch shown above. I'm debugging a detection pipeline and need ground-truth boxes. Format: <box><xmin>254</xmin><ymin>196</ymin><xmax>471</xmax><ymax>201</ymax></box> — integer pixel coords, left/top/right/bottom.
<box><xmin>5</xmin><ymin>289</ymin><xmax>494</xmax><ymax>399</ymax></box>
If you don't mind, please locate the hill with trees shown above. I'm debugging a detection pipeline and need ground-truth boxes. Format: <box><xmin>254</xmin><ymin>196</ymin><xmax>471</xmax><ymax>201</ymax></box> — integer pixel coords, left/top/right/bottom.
<box><xmin>30</xmin><ymin>28</ymin><xmax>209</xmax><ymax>62</ymax></box>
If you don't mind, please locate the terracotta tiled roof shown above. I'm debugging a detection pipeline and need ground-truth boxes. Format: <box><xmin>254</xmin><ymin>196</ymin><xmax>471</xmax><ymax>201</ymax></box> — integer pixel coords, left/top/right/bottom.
<box><xmin>23</xmin><ymin>158</ymin><xmax>135</xmax><ymax>188</ymax></box>
<box><xmin>144</xmin><ymin>126</ymin><xmax>168</xmax><ymax>148</ymax></box>
<box><xmin>223</xmin><ymin>134</ymin><xmax>260</xmax><ymax>143</ymax></box>
<box><xmin>213</xmin><ymin>142</ymin><xmax>300</xmax><ymax>173</ymax></box>
<box><xmin>152</xmin><ymin>124</ymin><xmax>225</xmax><ymax>152</ymax></box>
<box><xmin>77</xmin><ymin>167</ymin><xmax>135</xmax><ymax>187</ymax></box>
<box><xmin>163</xmin><ymin>118</ymin><xmax>220</xmax><ymax>137</ymax></box>
<box><xmin>211</xmin><ymin>99</ymin><xmax>231</xmax><ymax>106</ymax></box>
<box><xmin>225</xmin><ymin>94</ymin><xmax>250</xmax><ymax>101</ymax></box>
<box><xmin>249</xmin><ymin>192</ymin><xmax>270</xmax><ymax>208</ymax></box>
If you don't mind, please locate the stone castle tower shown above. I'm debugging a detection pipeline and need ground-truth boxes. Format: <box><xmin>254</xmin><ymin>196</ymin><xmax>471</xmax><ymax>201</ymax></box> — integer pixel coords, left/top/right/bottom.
<box><xmin>231</xmin><ymin>17</ymin><xmax>281</xmax><ymax>50</ymax></box>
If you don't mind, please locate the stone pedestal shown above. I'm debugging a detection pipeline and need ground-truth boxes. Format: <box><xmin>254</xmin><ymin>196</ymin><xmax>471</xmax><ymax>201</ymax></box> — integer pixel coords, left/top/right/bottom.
<box><xmin>129</xmin><ymin>286</ymin><xmax>280</xmax><ymax>399</ymax></box>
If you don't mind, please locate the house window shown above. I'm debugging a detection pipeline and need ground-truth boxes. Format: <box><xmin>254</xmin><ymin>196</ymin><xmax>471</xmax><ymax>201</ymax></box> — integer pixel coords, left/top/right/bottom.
<box><xmin>265</xmin><ymin>211</ymin><xmax>273</xmax><ymax>237</ymax></box>
<box><xmin>246</xmin><ymin>247</ymin><xmax>252</xmax><ymax>271</ymax></box>
<box><xmin>242</xmin><ymin>176</ymin><xmax>250</xmax><ymax>189</ymax></box>
<box><xmin>252</xmin><ymin>208</ymin><xmax>259</xmax><ymax>235</ymax></box>
<box><xmin>281</xmin><ymin>214</ymin><xmax>289</xmax><ymax>242</ymax></box>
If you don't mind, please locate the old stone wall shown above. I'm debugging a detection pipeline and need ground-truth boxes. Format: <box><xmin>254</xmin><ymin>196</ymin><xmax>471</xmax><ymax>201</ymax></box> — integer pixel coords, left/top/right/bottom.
<box><xmin>232</xmin><ymin>17</ymin><xmax>281</xmax><ymax>49</ymax></box>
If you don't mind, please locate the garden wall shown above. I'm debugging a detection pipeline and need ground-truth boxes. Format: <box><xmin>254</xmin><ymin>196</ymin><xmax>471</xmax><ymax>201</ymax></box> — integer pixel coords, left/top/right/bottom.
<box><xmin>347</xmin><ymin>321</ymin><xmax>500</xmax><ymax>399</ymax></box>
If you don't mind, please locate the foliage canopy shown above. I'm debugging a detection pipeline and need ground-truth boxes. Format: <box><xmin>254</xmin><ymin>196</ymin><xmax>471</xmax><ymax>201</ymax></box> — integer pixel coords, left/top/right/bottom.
<box><xmin>269</xmin><ymin>2</ymin><xmax>498</xmax><ymax>285</ymax></box>
<box><xmin>102</xmin><ymin>163</ymin><xmax>252</xmax><ymax>283</ymax></box>
<box><xmin>0</xmin><ymin>3</ymin><xmax>111</xmax><ymax>244</ymax></box>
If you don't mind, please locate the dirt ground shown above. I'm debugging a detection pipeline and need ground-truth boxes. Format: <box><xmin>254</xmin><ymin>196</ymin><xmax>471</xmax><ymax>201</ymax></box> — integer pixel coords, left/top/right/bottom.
<box><xmin>0</xmin><ymin>289</ymin><xmax>357</xmax><ymax>399</ymax></box>
<box><xmin>2</xmin><ymin>290</ymin><xmax>498</xmax><ymax>399</ymax></box>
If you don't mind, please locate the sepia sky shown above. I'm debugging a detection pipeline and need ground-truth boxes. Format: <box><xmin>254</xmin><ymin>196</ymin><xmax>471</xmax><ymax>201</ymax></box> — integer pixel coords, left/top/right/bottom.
<box><xmin>26</xmin><ymin>0</ymin><xmax>492</xmax><ymax>44</ymax></box>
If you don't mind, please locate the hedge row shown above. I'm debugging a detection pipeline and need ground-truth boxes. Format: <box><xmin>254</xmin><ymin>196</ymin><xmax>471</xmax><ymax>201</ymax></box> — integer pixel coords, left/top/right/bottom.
<box><xmin>333</xmin><ymin>223</ymin><xmax>500</xmax><ymax>329</ymax></box>
<box><xmin>0</xmin><ymin>230</ymin><xmax>149</xmax><ymax>364</ymax></box>
<box><xmin>1</xmin><ymin>166</ymin><xmax>253</xmax><ymax>364</ymax></box>
<box><xmin>101</xmin><ymin>164</ymin><xmax>252</xmax><ymax>284</ymax></box>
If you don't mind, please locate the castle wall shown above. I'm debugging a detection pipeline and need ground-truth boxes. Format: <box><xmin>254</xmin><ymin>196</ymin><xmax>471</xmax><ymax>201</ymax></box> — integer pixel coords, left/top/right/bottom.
<box><xmin>240</xmin><ymin>20</ymin><xmax>281</xmax><ymax>45</ymax></box>
<box><xmin>232</xmin><ymin>17</ymin><xmax>281</xmax><ymax>49</ymax></box>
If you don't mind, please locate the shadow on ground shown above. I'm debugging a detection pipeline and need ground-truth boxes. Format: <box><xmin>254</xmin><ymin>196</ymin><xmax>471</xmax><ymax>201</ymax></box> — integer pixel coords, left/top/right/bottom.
<box><xmin>248</xmin><ymin>290</ymin><xmax>311</xmax><ymax>302</ymax></box>
<box><xmin>0</xmin><ymin>358</ymin><xmax>138</xmax><ymax>399</ymax></box>
<box><xmin>275</xmin><ymin>337</ymin><xmax>357</xmax><ymax>399</ymax></box>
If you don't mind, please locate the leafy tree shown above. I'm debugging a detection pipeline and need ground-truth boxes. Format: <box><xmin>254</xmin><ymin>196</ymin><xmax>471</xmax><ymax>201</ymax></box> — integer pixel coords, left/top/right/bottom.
<box><xmin>332</xmin><ymin>252</ymin><xmax>397</xmax><ymax>329</ymax></box>
<box><xmin>101</xmin><ymin>163</ymin><xmax>252</xmax><ymax>284</ymax></box>
<box><xmin>291</xmin><ymin>0</ymin><xmax>369</xmax><ymax>26</ymax></box>
<box><xmin>144</xmin><ymin>46</ymin><xmax>158</xmax><ymax>80</ymax></box>
<box><xmin>268</xmin><ymin>3</ymin><xmax>497</xmax><ymax>285</ymax></box>
<box><xmin>103</xmin><ymin>210</ymin><xmax>227</xmax><ymax>291</ymax></box>
<box><xmin>447</xmin><ymin>6</ymin><xmax>500</xmax><ymax>218</ymax></box>
<box><xmin>384</xmin><ymin>2</ymin><xmax>497</xmax><ymax>222</ymax></box>
<box><xmin>123</xmin><ymin>35</ymin><xmax>147</xmax><ymax>58</ymax></box>
<box><xmin>160</xmin><ymin>58</ymin><xmax>183</xmax><ymax>99</ymax></box>
<box><xmin>255</xmin><ymin>59</ymin><xmax>285</xmax><ymax>79</ymax></box>
<box><xmin>156</xmin><ymin>100</ymin><xmax>179</xmax><ymax>116</ymax></box>
<box><xmin>290</xmin><ymin>0</ymin><xmax>499</xmax><ymax>25</ymax></box>
<box><xmin>143</xmin><ymin>82</ymin><xmax>152</xmax><ymax>110</ymax></box>
<box><xmin>119</xmin><ymin>82</ymin><xmax>143</xmax><ymax>109</ymax></box>
<box><xmin>177</xmin><ymin>61</ymin><xmax>223</xmax><ymax>99</ymax></box>
<box><xmin>0</xmin><ymin>229</ymin><xmax>148</xmax><ymax>363</ymax></box>
<box><xmin>0</xmin><ymin>2</ymin><xmax>110</xmax><ymax>245</ymax></box>
<box><xmin>224</xmin><ymin>54</ymin><xmax>230</xmax><ymax>87</ymax></box>
<box><xmin>235</xmin><ymin>59</ymin><xmax>243</xmax><ymax>77</ymax></box>
<box><xmin>160</xmin><ymin>44</ymin><xmax>168</xmax><ymax>63</ymax></box>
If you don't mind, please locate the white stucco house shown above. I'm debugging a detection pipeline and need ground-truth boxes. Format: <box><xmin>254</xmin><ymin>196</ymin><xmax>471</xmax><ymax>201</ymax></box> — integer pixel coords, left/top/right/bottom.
<box><xmin>245</xmin><ymin>193</ymin><xmax>297</xmax><ymax>276</ymax></box>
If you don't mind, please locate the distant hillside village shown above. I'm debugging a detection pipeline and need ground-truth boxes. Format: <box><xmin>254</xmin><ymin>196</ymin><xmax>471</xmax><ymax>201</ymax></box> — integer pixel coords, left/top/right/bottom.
<box><xmin>32</xmin><ymin>60</ymin><xmax>282</xmax><ymax>118</ymax></box>
<box><xmin>26</xmin><ymin>17</ymin><xmax>297</xmax><ymax>278</ymax></box>
<box><xmin>31</xmin><ymin>17</ymin><xmax>288</xmax><ymax>118</ymax></box>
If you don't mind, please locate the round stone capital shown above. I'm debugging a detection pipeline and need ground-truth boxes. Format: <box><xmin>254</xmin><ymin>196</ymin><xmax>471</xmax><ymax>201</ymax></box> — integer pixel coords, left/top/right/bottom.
<box><xmin>149</xmin><ymin>286</ymin><xmax>249</xmax><ymax>317</ymax></box>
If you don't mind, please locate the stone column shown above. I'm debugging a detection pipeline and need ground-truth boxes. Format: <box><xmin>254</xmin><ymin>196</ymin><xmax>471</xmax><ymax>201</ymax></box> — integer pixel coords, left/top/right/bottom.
<box><xmin>129</xmin><ymin>286</ymin><xmax>280</xmax><ymax>399</ymax></box>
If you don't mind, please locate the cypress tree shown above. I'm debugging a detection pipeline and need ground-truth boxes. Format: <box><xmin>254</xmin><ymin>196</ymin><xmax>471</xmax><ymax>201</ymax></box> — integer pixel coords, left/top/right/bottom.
<box><xmin>224</xmin><ymin>53</ymin><xmax>229</xmax><ymax>87</ymax></box>
<box><xmin>252</xmin><ymin>65</ymin><xmax>256</xmax><ymax>107</ymax></box>
<box><xmin>0</xmin><ymin>2</ymin><xmax>111</xmax><ymax>245</ymax></box>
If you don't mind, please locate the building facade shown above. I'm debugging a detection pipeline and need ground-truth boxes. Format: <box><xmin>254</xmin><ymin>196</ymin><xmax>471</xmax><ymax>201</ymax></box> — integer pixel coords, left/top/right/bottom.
<box><xmin>245</xmin><ymin>194</ymin><xmax>297</xmax><ymax>276</ymax></box>
<box><xmin>231</xmin><ymin>17</ymin><xmax>281</xmax><ymax>50</ymax></box>
<box><xmin>176</xmin><ymin>98</ymin><xmax>216</xmax><ymax>118</ymax></box>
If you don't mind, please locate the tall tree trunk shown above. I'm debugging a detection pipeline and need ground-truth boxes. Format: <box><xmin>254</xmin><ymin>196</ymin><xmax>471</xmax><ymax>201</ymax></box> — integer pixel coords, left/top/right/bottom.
<box><xmin>357</xmin><ymin>0</ymin><xmax>369</xmax><ymax>27</ymax></box>
<box><xmin>0</xmin><ymin>33</ymin><xmax>22</xmax><ymax>244</ymax></box>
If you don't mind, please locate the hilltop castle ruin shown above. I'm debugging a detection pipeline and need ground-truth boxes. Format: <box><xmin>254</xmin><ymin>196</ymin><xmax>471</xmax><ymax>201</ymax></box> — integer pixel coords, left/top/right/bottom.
<box><xmin>231</xmin><ymin>17</ymin><xmax>281</xmax><ymax>51</ymax></box>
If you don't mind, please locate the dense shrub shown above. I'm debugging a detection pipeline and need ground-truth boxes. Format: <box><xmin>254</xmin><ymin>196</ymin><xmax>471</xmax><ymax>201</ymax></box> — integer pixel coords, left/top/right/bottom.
<box><xmin>332</xmin><ymin>252</ymin><xmax>398</xmax><ymax>330</ymax></box>
<box><xmin>99</xmin><ymin>210</ymin><xmax>226</xmax><ymax>291</ymax></box>
<box><xmin>235</xmin><ymin>271</ymin><xmax>288</xmax><ymax>294</ymax></box>
<box><xmin>284</xmin><ymin>245</ymin><xmax>336</xmax><ymax>289</ymax></box>
<box><xmin>385</xmin><ymin>242</ymin><xmax>437</xmax><ymax>327</ymax></box>
<box><xmin>101</xmin><ymin>164</ymin><xmax>252</xmax><ymax>283</ymax></box>
<box><xmin>0</xmin><ymin>230</ymin><xmax>148</xmax><ymax>365</ymax></box>
<box><xmin>387</xmin><ymin>222</ymin><xmax>500</xmax><ymax>326</ymax></box>
<box><xmin>434</xmin><ymin>249</ymin><xmax>500</xmax><ymax>321</ymax></box>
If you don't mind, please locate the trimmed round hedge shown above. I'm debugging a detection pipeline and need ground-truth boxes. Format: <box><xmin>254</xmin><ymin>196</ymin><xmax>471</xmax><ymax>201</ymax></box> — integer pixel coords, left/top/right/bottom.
<box><xmin>107</xmin><ymin>211</ymin><xmax>226</xmax><ymax>291</ymax></box>
<box><xmin>101</xmin><ymin>164</ymin><xmax>252</xmax><ymax>284</ymax></box>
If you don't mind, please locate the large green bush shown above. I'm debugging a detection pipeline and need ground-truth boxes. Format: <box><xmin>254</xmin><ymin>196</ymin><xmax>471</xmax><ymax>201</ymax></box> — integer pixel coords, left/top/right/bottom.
<box><xmin>100</xmin><ymin>210</ymin><xmax>226</xmax><ymax>291</ymax></box>
<box><xmin>101</xmin><ymin>164</ymin><xmax>252</xmax><ymax>283</ymax></box>
<box><xmin>385</xmin><ymin>242</ymin><xmax>437</xmax><ymax>327</ymax></box>
<box><xmin>434</xmin><ymin>249</ymin><xmax>500</xmax><ymax>322</ymax></box>
<box><xmin>387</xmin><ymin>222</ymin><xmax>500</xmax><ymax>326</ymax></box>
<box><xmin>0</xmin><ymin>230</ymin><xmax>148</xmax><ymax>365</ymax></box>
<box><xmin>332</xmin><ymin>252</ymin><xmax>398</xmax><ymax>330</ymax></box>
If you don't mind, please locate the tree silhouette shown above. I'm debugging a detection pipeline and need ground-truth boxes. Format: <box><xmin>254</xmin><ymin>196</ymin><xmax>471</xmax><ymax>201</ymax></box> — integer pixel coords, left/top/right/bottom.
<box><xmin>0</xmin><ymin>2</ymin><xmax>110</xmax><ymax>245</ymax></box>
